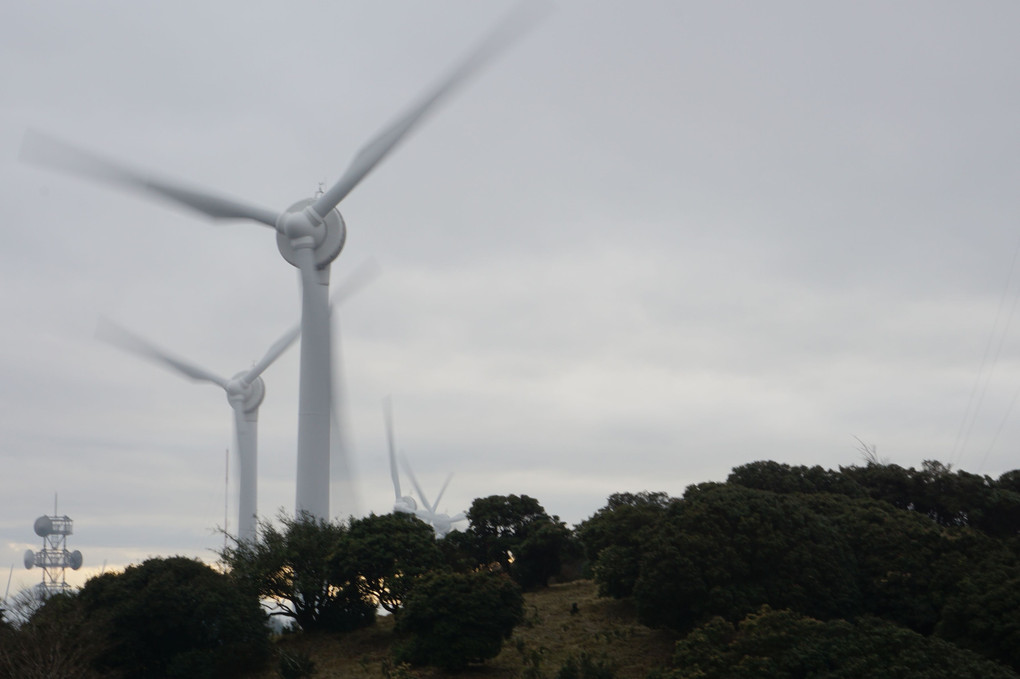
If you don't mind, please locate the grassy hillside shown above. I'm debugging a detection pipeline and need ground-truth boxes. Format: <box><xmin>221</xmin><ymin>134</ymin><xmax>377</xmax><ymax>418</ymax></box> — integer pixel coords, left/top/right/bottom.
<box><xmin>255</xmin><ymin>579</ymin><xmax>676</xmax><ymax>679</ymax></box>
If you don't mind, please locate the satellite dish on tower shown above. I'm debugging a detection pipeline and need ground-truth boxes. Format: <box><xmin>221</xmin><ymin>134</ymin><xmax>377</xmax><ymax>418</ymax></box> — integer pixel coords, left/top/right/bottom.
<box><xmin>24</xmin><ymin>506</ymin><xmax>83</xmax><ymax>595</ymax></box>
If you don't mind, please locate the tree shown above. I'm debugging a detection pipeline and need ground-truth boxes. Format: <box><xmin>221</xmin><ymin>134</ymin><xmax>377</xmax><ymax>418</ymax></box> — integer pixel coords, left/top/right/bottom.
<box><xmin>76</xmin><ymin>556</ymin><xmax>269</xmax><ymax>679</ymax></box>
<box><xmin>728</xmin><ymin>461</ymin><xmax>865</xmax><ymax>497</ymax></box>
<box><xmin>631</xmin><ymin>485</ymin><xmax>860</xmax><ymax>631</ymax></box>
<box><xmin>0</xmin><ymin>591</ymin><xmax>106</xmax><ymax>679</ymax></box>
<box><xmin>937</xmin><ymin>551</ymin><xmax>1020</xmax><ymax>672</ymax></box>
<box><xmin>798</xmin><ymin>492</ymin><xmax>955</xmax><ymax>634</ymax></box>
<box><xmin>465</xmin><ymin>494</ymin><xmax>577</xmax><ymax>589</ymax></box>
<box><xmin>512</xmin><ymin>519</ymin><xmax>580</xmax><ymax>590</ymax></box>
<box><xmin>575</xmin><ymin>491</ymin><xmax>675</xmax><ymax>597</ymax></box>
<box><xmin>220</xmin><ymin>512</ymin><xmax>374</xmax><ymax>632</ymax></box>
<box><xmin>841</xmin><ymin>460</ymin><xmax>1020</xmax><ymax>538</ymax></box>
<box><xmin>394</xmin><ymin>570</ymin><xmax>524</xmax><ymax>671</ymax></box>
<box><xmin>338</xmin><ymin>512</ymin><xmax>444</xmax><ymax>614</ymax></box>
<box><xmin>665</xmin><ymin>607</ymin><xmax>1020</xmax><ymax>679</ymax></box>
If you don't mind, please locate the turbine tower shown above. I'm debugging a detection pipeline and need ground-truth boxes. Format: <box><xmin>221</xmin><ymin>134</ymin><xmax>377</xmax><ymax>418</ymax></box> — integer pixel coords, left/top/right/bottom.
<box><xmin>96</xmin><ymin>318</ymin><xmax>299</xmax><ymax>543</ymax></box>
<box><xmin>21</xmin><ymin>9</ymin><xmax>540</xmax><ymax>520</ymax></box>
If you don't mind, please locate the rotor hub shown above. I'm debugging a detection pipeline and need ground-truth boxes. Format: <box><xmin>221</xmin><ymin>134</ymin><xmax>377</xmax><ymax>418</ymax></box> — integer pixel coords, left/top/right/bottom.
<box><xmin>395</xmin><ymin>496</ymin><xmax>418</xmax><ymax>513</ymax></box>
<box><xmin>227</xmin><ymin>373</ymin><xmax>266</xmax><ymax>414</ymax></box>
<box><xmin>276</xmin><ymin>197</ymin><xmax>346</xmax><ymax>271</ymax></box>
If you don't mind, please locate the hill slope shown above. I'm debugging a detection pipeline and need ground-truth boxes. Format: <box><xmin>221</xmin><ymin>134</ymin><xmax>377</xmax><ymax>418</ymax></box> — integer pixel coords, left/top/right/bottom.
<box><xmin>257</xmin><ymin>579</ymin><xmax>676</xmax><ymax>679</ymax></box>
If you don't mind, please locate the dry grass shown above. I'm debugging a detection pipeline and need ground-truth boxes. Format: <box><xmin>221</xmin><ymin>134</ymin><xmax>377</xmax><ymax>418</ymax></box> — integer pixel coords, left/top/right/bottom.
<box><xmin>252</xmin><ymin>580</ymin><xmax>677</xmax><ymax>679</ymax></box>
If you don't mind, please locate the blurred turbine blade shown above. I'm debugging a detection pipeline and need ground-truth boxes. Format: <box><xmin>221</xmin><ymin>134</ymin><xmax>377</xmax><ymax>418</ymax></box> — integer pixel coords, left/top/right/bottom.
<box><xmin>402</xmin><ymin>457</ymin><xmax>432</xmax><ymax>513</ymax></box>
<box><xmin>383</xmin><ymin>396</ymin><xmax>402</xmax><ymax>500</ymax></box>
<box><xmin>310</xmin><ymin>2</ymin><xmax>547</xmax><ymax>219</ymax></box>
<box><xmin>96</xmin><ymin>316</ymin><xmax>229</xmax><ymax>389</ymax></box>
<box><xmin>432</xmin><ymin>473</ymin><xmax>454</xmax><ymax>514</ymax></box>
<box><xmin>21</xmin><ymin>130</ymin><xmax>280</xmax><ymax>227</ymax></box>
<box><xmin>330</xmin><ymin>306</ymin><xmax>361</xmax><ymax>519</ymax></box>
<box><xmin>329</xmin><ymin>258</ymin><xmax>382</xmax><ymax>307</ymax></box>
<box><xmin>242</xmin><ymin>322</ymin><xmax>301</xmax><ymax>384</ymax></box>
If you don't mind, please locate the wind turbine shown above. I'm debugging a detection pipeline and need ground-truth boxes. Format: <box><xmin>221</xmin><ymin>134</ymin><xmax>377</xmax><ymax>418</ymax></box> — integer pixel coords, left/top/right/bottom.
<box><xmin>96</xmin><ymin>317</ymin><xmax>298</xmax><ymax>543</ymax></box>
<box><xmin>383</xmin><ymin>398</ymin><xmax>467</xmax><ymax>538</ymax></box>
<box><xmin>404</xmin><ymin>462</ymin><xmax>468</xmax><ymax>539</ymax></box>
<box><xmin>21</xmin><ymin>8</ymin><xmax>541</xmax><ymax>521</ymax></box>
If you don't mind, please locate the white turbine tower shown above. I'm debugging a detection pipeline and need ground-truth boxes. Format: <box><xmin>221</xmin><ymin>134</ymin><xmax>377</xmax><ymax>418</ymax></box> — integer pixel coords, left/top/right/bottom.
<box><xmin>383</xmin><ymin>398</ymin><xmax>467</xmax><ymax>538</ymax></box>
<box><xmin>96</xmin><ymin>317</ymin><xmax>299</xmax><ymax>542</ymax></box>
<box><xmin>21</xmin><ymin>9</ymin><xmax>541</xmax><ymax>521</ymax></box>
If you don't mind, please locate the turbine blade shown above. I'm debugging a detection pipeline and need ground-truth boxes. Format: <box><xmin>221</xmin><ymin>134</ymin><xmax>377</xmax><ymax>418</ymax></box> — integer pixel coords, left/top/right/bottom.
<box><xmin>329</xmin><ymin>258</ymin><xmax>382</xmax><ymax>307</ymax></box>
<box><xmin>310</xmin><ymin>3</ymin><xmax>546</xmax><ymax>219</ymax></box>
<box><xmin>330</xmin><ymin>306</ymin><xmax>361</xmax><ymax>519</ymax></box>
<box><xmin>432</xmin><ymin>473</ymin><xmax>454</xmax><ymax>514</ymax></box>
<box><xmin>383</xmin><ymin>396</ymin><xmax>402</xmax><ymax>500</ymax></box>
<box><xmin>96</xmin><ymin>317</ymin><xmax>229</xmax><ymax>389</ymax></box>
<box><xmin>402</xmin><ymin>457</ymin><xmax>432</xmax><ymax>514</ymax></box>
<box><xmin>449</xmin><ymin>512</ymin><xmax>467</xmax><ymax>523</ymax></box>
<box><xmin>242</xmin><ymin>322</ymin><xmax>301</xmax><ymax>384</ymax></box>
<box><xmin>21</xmin><ymin>130</ymin><xmax>280</xmax><ymax>228</ymax></box>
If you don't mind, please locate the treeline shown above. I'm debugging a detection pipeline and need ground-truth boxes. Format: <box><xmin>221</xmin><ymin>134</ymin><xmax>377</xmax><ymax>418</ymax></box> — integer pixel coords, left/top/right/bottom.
<box><xmin>2</xmin><ymin>459</ymin><xmax>1018</xmax><ymax>678</ymax></box>
<box><xmin>0</xmin><ymin>494</ymin><xmax>577</xmax><ymax>677</ymax></box>
<box><xmin>578</xmin><ymin>460</ymin><xmax>1020</xmax><ymax>677</ymax></box>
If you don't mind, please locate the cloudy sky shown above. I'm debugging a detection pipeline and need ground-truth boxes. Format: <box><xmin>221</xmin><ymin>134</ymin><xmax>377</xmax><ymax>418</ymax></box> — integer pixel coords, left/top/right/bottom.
<box><xmin>3</xmin><ymin>1</ymin><xmax>1020</xmax><ymax>592</ymax></box>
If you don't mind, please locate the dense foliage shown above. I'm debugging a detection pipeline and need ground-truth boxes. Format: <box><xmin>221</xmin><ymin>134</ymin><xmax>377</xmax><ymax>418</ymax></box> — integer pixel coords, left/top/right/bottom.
<box><xmin>394</xmin><ymin>570</ymin><xmax>524</xmax><ymax>671</ymax></box>
<box><xmin>339</xmin><ymin>511</ymin><xmax>444</xmax><ymax>614</ymax></box>
<box><xmin>7</xmin><ymin>458</ymin><xmax>1019</xmax><ymax>677</ymax></box>
<box><xmin>576</xmin><ymin>491</ymin><xmax>675</xmax><ymax>598</ymax></box>
<box><xmin>585</xmin><ymin>460</ymin><xmax>1020</xmax><ymax>675</ymax></box>
<box><xmin>665</xmin><ymin>607</ymin><xmax>1020</xmax><ymax>679</ymax></box>
<box><xmin>220</xmin><ymin>512</ymin><xmax>376</xmax><ymax>632</ymax></box>
<box><xmin>77</xmin><ymin>556</ymin><xmax>269</xmax><ymax>679</ymax></box>
<box><xmin>0</xmin><ymin>591</ymin><xmax>106</xmax><ymax>679</ymax></box>
<box><xmin>729</xmin><ymin>459</ymin><xmax>1020</xmax><ymax>538</ymax></box>
<box><xmin>461</xmin><ymin>494</ymin><xmax>580</xmax><ymax>589</ymax></box>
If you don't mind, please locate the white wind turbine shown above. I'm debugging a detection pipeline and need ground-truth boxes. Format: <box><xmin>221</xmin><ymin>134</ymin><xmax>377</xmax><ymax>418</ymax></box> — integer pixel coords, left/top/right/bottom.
<box><xmin>96</xmin><ymin>317</ymin><xmax>299</xmax><ymax>543</ymax></box>
<box><xmin>94</xmin><ymin>263</ymin><xmax>377</xmax><ymax>540</ymax></box>
<box><xmin>383</xmin><ymin>398</ymin><xmax>467</xmax><ymax>538</ymax></box>
<box><xmin>21</xmin><ymin>8</ymin><xmax>541</xmax><ymax>521</ymax></box>
<box><xmin>405</xmin><ymin>463</ymin><xmax>469</xmax><ymax>539</ymax></box>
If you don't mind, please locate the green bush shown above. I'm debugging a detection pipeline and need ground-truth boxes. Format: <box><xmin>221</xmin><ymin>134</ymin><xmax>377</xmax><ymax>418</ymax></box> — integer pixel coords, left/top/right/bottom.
<box><xmin>77</xmin><ymin>556</ymin><xmax>269</xmax><ymax>679</ymax></box>
<box><xmin>394</xmin><ymin>570</ymin><xmax>524</xmax><ymax>671</ymax></box>
<box><xmin>665</xmin><ymin>607</ymin><xmax>1020</xmax><ymax>679</ymax></box>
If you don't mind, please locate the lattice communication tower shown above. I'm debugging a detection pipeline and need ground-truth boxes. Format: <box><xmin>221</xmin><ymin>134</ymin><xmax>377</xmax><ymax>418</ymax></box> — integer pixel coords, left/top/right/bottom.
<box><xmin>24</xmin><ymin>507</ymin><xmax>83</xmax><ymax>596</ymax></box>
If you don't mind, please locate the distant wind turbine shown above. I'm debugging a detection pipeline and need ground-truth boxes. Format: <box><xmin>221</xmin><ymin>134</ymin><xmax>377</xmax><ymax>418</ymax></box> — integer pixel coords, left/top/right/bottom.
<box><xmin>383</xmin><ymin>398</ymin><xmax>467</xmax><ymax>538</ymax></box>
<box><xmin>96</xmin><ymin>318</ymin><xmax>298</xmax><ymax>543</ymax></box>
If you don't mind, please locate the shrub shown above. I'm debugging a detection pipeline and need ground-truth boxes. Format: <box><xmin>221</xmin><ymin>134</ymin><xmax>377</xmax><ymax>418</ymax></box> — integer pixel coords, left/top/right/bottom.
<box><xmin>278</xmin><ymin>649</ymin><xmax>317</xmax><ymax>679</ymax></box>
<box><xmin>394</xmin><ymin>570</ymin><xmax>524</xmax><ymax>671</ymax></box>
<box><xmin>77</xmin><ymin>556</ymin><xmax>269</xmax><ymax>679</ymax></box>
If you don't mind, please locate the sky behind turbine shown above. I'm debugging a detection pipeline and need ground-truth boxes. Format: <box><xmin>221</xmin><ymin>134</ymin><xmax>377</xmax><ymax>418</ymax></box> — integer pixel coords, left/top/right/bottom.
<box><xmin>2</xmin><ymin>1</ymin><xmax>1020</xmax><ymax>592</ymax></box>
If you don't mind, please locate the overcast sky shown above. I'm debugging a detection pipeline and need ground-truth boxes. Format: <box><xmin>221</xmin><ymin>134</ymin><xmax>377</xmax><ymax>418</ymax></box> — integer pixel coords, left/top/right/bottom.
<box><xmin>3</xmin><ymin>1</ymin><xmax>1020</xmax><ymax>593</ymax></box>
